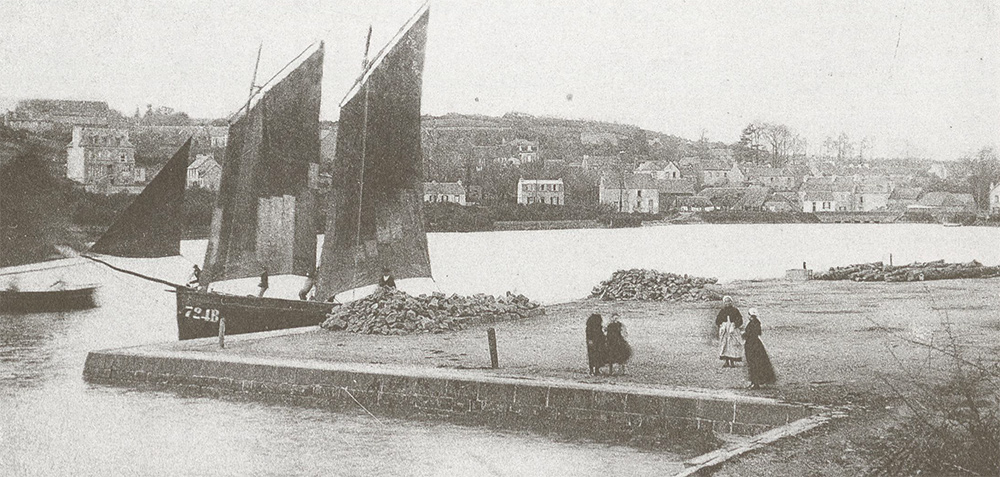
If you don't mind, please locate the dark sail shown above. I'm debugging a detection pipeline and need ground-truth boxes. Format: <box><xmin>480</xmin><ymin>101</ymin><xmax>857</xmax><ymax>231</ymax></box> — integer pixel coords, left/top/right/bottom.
<box><xmin>202</xmin><ymin>44</ymin><xmax>324</xmax><ymax>284</ymax></box>
<box><xmin>316</xmin><ymin>8</ymin><xmax>431</xmax><ymax>299</ymax></box>
<box><xmin>89</xmin><ymin>138</ymin><xmax>190</xmax><ymax>257</ymax></box>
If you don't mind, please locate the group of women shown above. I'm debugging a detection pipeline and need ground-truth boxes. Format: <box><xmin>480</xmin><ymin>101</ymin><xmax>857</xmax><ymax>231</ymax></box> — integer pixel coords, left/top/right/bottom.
<box><xmin>716</xmin><ymin>296</ymin><xmax>776</xmax><ymax>389</ymax></box>
<box><xmin>584</xmin><ymin>295</ymin><xmax>776</xmax><ymax>389</ymax></box>
<box><xmin>585</xmin><ymin>313</ymin><xmax>632</xmax><ymax>375</ymax></box>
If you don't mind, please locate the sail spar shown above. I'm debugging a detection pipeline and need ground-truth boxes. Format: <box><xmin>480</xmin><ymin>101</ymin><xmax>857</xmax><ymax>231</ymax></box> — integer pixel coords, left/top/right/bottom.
<box><xmin>315</xmin><ymin>7</ymin><xmax>432</xmax><ymax>299</ymax></box>
<box><xmin>202</xmin><ymin>44</ymin><xmax>325</xmax><ymax>284</ymax></box>
<box><xmin>89</xmin><ymin>138</ymin><xmax>191</xmax><ymax>258</ymax></box>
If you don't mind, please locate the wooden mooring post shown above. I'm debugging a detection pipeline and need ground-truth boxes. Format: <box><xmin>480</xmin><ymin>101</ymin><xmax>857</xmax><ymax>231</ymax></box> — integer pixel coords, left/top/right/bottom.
<box><xmin>218</xmin><ymin>316</ymin><xmax>226</xmax><ymax>349</ymax></box>
<box><xmin>487</xmin><ymin>328</ymin><xmax>498</xmax><ymax>369</ymax></box>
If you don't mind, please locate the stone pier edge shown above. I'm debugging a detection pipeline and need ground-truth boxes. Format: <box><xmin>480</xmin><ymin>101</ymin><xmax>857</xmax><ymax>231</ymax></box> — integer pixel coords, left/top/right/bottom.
<box><xmin>83</xmin><ymin>344</ymin><xmax>839</xmax><ymax>475</ymax></box>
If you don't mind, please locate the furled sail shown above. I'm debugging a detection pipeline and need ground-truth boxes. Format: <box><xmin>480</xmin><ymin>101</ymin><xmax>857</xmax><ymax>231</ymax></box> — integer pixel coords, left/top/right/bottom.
<box><xmin>89</xmin><ymin>138</ymin><xmax>190</xmax><ymax>257</ymax></box>
<box><xmin>316</xmin><ymin>8</ymin><xmax>431</xmax><ymax>300</ymax></box>
<box><xmin>202</xmin><ymin>44</ymin><xmax>324</xmax><ymax>284</ymax></box>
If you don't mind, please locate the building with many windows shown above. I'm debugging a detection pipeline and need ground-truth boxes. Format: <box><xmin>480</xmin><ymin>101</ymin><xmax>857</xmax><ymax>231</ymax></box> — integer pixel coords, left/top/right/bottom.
<box><xmin>517</xmin><ymin>178</ymin><xmax>564</xmax><ymax>205</ymax></box>
<box><xmin>65</xmin><ymin>126</ymin><xmax>141</xmax><ymax>186</ymax></box>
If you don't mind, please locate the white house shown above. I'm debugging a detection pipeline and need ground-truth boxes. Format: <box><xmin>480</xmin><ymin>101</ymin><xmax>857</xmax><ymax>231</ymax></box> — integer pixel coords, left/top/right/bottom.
<box><xmin>802</xmin><ymin>191</ymin><xmax>838</xmax><ymax>213</ymax></box>
<box><xmin>634</xmin><ymin>160</ymin><xmax>681</xmax><ymax>180</ymax></box>
<box><xmin>517</xmin><ymin>178</ymin><xmax>564</xmax><ymax>205</ymax></box>
<box><xmin>65</xmin><ymin>126</ymin><xmax>139</xmax><ymax>186</ymax></box>
<box><xmin>423</xmin><ymin>181</ymin><xmax>467</xmax><ymax>205</ymax></box>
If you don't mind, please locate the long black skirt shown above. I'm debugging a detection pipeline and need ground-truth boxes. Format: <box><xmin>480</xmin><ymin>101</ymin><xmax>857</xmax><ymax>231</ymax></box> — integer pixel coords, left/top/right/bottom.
<box><xmin>606</xmin><ymin>335</ymin><xmax>632</xmax><ymax>364</ymax></box>
<box><xmin>745</xmin><ymin>337</ymin><xmax>776</xmax><ymax>385</ymax></box>
<box><xmin>587</xmin><ymin>341</ymin><xmax>607</xmax><ymax>369</ymax></box>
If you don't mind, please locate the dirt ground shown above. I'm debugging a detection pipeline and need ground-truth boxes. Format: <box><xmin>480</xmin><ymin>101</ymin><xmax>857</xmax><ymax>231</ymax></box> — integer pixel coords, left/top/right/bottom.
<box><xmin>182</xmin><ymin>278</ymin><xmax>1000</xmax><ymax>476</ymax></box>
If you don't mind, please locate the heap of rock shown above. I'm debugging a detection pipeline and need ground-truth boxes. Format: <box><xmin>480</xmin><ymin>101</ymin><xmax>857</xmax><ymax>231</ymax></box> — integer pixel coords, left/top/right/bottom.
<box><xmin>813</xmin><ymin>260</ymin><xmax>1000</xmax><ymax>282</ymax></box>
<box><xmin>320</xmin><ymin>288</ymin><xmax>542</xmax><ymax>335</ymax></box>
<box><xmin>591</xmin><ymin>269</ymin><xmax>722</xmax><ymax>301</ymax></box>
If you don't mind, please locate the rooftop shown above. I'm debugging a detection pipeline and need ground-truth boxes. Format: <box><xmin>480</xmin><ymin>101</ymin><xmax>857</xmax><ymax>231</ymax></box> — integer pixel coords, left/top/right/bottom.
<box><xmin>423</xmin><ymin>181</ymin><xmax>466</xmax><ymax>196</ymax></box>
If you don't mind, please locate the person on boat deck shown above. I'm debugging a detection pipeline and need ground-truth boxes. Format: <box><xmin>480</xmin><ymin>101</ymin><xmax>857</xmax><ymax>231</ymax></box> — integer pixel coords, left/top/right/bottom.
<box><xmin>585</xmin><ymin>313</ymin><xmax>608</xmax><ymax>375</ymax></box>
<box><xmin>258</xmin><ymin>269</ymin><xmax>269</xmax><ymax>298</ymax></box>
<box><xmin>743</xmin><ymin>308</ymin><xmax>776</xmax><ymax>389</ymax></box>
<box><xmin>187</xmin><ymin>265</ymin><xmax>201</xmax><ymax>288</ymax></box>
<box><xmin>716</xmin><ymin>296</ymin><xmax>744</xmax><ymax>367</ymax></box>
<box><xmin>299</xmin><ymin>271</ymin><xmax>315</xmax><ymax>300</ymax></box>
<box><xmin>605</xmin><ymin>312</ymin><xmax>632</xmax><ymax>375</ymax></box>
<box><xmin>379</xmin><ymin>268</ymin><xmax>396</xmax><ymax>289</ymax></box>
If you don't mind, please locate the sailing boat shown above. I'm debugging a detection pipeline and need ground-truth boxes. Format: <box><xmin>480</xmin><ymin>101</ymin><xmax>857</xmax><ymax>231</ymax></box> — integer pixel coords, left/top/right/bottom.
<box><xmin>176</xmin><ymin>4</ymin><xmax>432</xmax><ymax>340</ymax></box>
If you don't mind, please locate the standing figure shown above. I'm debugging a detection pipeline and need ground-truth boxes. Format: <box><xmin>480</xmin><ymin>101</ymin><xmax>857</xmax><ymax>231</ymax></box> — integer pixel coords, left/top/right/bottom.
<box><xmin>379</xmin><ymin>267</ymin><xmax>396</xmax><ymax>289</ymax></box>
<box><xmin>187</xmin><ymin>265</ymin><xmax>201</xmax><ymax>288</ymax></box>
<box><xmin>257</xmin><ymin>269</ymin><xmax>269</xmax><ymax>298</ymax></box>
<box><xmin>716</xmin><ymin>296</ymin><xmax>744</xmax><ymax>367</ymax></box>
<box><xmin>585</xmin><ymin>313</ymin><xmax>607</xmax><ymax>375</ymax></box>
<box><xmin>605</xmin><ymin>313</ymin><xmax>632</xmax><ymax>375</ymax></box>
<box><xmin>743</xmin><ymin>308</ymin><xmax>776</xmax><ymax>389</ymax></box>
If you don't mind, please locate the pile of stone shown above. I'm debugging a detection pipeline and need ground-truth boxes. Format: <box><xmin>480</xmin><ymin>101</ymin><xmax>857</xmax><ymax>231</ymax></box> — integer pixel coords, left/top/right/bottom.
<box><xmin>591</xmin><ymin>269</ymin><xmax>722</xmax><ymax>302</ymax></box>
<box><xmin>320</xmin><ymin>288</ymin><xmax>543</xmax><ymax>335</ymax></box>
<box><xmin>813</xmin><ymin>260</ymin><xmax>1000</xmax><ymax>282</ymax></box>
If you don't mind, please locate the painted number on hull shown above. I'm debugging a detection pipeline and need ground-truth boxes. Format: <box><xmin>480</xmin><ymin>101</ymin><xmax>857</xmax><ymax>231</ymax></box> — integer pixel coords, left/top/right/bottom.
<box><xmin>181</xmin><ymin>306</ymin><xmax>221</xmax><ymax>323</ymax></box>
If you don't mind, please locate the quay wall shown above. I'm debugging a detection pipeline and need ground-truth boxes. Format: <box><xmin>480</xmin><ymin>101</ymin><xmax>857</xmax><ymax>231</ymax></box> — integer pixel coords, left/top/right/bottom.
<box><xmin>84</xmin><ymin>348</ymin><xmax>816</xmax><ymax>444</ymax></box>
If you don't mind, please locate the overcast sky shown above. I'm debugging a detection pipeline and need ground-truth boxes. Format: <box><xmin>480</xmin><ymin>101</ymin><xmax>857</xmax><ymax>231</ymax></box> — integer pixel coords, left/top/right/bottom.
<box><xmin>1</xmin><ymin>0</ymin><xmax>996</xmax><ymax>160</ymax></box>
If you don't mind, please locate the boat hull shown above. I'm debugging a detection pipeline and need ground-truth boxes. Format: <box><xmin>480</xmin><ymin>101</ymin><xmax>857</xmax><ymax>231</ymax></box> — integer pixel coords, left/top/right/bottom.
<box><xmin>0</xmin><ymin>286</ymin><xmax>99</xmax><ymax>313</ymax></box>
<box><xmin>175</xmin><ymin>288</ymin><xmax>334</xmax><ymax>340</ymax></box>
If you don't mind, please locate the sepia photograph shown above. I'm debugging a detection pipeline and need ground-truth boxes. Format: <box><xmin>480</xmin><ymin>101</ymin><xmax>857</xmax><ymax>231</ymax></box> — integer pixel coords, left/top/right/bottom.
<box><xmin>1</xmin><ymin>1</ymin><xmax>998</xmax><ymax>475</ymax></box>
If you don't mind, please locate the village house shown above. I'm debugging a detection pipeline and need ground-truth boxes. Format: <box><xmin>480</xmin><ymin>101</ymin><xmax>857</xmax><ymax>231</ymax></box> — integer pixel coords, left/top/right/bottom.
<box><xmin>423</xmin><ymin>181</ymin><xmax>467</xmax><ymax>205</ymax></box>
<box><xmin>991</xmin><ymin>183</ymin><xmax>1000</xmax><ymax>215</ymax></box>
<box><xmin>854</xmin><ymin>182</ymin><xmax>893</xmax><ymax>212</ymax></box>
<box><xmin>801</xmin><ymin>191</ymin><xmax>840</xmax><ymax>213</ymax></box>
<box><xmin>654</xmin><ymin>178</ymin><xmax>696</xmax><ymax>211</ymax></box>
<box><xmin>700</xmin><ymin>159</ymin><xmax>744</xmax><ymax>187</ymax></box>
<box><xmin>517</xmin><ymin>178</ymin><xmax>564</xmax><ymax>205</ymax></box>
<box><xmin>5</xmin><ymin>99</ymin><xmax>111</xmax><ymax>132</ymax></box>
<box><xmin>599</xmin><ymin>174</ymin><xmax>659</xmax><ymax>214</ymax></box>
<box><xmin>799</xmin><ymin>176</ymin><xmax>855</xmax><ymax>212</ymax></box>
<box><xmin>887</xmin><ymin>187</ymin><xmax>924</xmax><ymax>211</ymax></box>
<box><xmin>634</xmin><ymin>160</ymin><xmax>681</xmax><ymax>180</ymax></box>
<box><xmin>65</xmin><ymin>126</ymin><xmax>142</xmax><ymax>187</ymax></box>
<box><xmin>763</xmin><ymin>191</ymin><xmax>799</xmax><ymax>212</ymax></box>
<box><xmin>186</xmin><ymin>154</ymin><xmax>222</xmax><ymax>190</ymax></box>
<box><xmin>508</xmin><ymin>139</ymin><xmax>539</xmax><ymax>165</ymax></box>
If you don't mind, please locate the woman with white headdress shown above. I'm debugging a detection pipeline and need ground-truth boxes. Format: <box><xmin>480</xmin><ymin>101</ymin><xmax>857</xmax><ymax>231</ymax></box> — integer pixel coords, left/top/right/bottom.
<box><xmin>743</xmin><ymin>308</ymin><xmax>776</xmax><ymax>389</ymax></box>
<box><xmin>716</xmin><ymin>296</ymin><xmax>744</xmax><ymax>367</ymax></box>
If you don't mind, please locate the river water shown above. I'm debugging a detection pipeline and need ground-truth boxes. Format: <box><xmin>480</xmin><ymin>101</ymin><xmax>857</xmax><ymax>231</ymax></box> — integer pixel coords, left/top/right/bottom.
<box><xmin>2</xmin><ymin>224</ymin><xmax>999</xmax><ymax>475</ymax></box>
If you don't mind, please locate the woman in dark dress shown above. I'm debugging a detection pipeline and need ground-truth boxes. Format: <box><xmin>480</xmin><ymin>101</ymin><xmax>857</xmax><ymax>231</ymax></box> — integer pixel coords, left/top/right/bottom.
<box><xmin>585</xmin><ymin>313</ymin><xmax>607</xmax><ymax>375</ymax></box>
<box><xmin>743</xmin><ymin>308</ymin><xmax>776</xmax><ymax>389</ymax></box>
<box><xmin>605</xmin><ymin>313</ymin><xmax>632</xmax><ymax>375</ymax></box>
